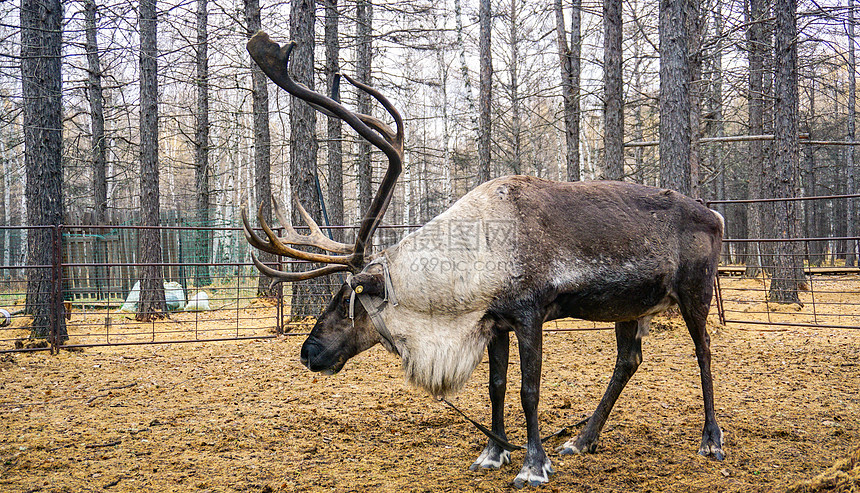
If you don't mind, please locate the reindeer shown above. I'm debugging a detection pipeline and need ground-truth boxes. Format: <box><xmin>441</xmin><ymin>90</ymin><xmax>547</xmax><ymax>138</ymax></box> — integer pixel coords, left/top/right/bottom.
<box><xmin>243</xmin><ymin>32</ymin><xmax>725</xmax><ymax>488</ymax></box>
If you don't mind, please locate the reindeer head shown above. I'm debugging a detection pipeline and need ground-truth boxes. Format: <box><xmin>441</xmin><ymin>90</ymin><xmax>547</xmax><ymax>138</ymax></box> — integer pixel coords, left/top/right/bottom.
<box><xmin>243</xmin><ymin>32</ymin><xmax>404</xmax><ymax>374</ymax></box>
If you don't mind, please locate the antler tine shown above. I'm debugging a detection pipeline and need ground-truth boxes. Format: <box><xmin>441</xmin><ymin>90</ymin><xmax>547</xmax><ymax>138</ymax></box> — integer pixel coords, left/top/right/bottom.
<box><xmin>241</xmin><ymin>205</ymin><xmax>283</xmax><ymax>257</ymax></box>
<box><xmin>251</xmin><ymin>252</ymin><xmax>349</xmax><ymax>282</ymax></box>
<box><xmin>256</xmin><ymin>203</ymin><xmax>353</xmax><ymax>265</ymax></box>
<box><xmin>316</xmin><ymin>72</ymin><xmax>402</xmax><ymax>154</ymax></box>
<box><xmin>271</xmin><ymin>194</ymin><xmax>353</xmax><ymax>254</ymax></box>
<box><xmin>246</xmin><ymin>33</ymin><xmax>400</xmax><ymax>170</ymax></box>
<box><xmin>300</xmin><ymin>71</ymin><xmax>342</xmax><ymax>119</ymax></box>
<box><xmin>341</xmin><ymin>73</ymin><xmax>404</xmax><ymax>153</ymax></box>
<box><xmin>290</xmin><ymin>193</ymin><xmax>352</xmax><ymax>252</ymax></box>
<box><xmin>336</xmin><ymin>73</ymin><xmax>404</xmax><ymax>260</ymax></box>
<box><xmin>271</xmin><ymin>195</ymin><xmax>300</xmax><ymax>237</ymax></box>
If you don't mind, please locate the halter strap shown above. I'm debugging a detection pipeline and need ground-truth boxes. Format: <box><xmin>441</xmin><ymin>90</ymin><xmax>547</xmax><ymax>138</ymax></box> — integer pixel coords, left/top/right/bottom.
<box><xmin>346</xmin><ymin>254</ymin><xmax>399</xmax><ymax>355</ymax></box>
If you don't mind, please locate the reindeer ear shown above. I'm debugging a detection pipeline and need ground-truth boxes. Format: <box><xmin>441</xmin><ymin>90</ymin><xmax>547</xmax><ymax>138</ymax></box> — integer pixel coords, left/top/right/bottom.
<box><xmin>349</xmin><ymin>272</ymin><xmax>384</xmax><ymax>297</ymax></box>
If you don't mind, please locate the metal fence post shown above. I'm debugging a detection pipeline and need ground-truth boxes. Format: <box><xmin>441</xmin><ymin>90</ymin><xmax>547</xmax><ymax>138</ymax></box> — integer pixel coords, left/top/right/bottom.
<box><xmin>276</xmin><ymin>278</ymin><xmax>284</xmax><ymax>335</ymax></box>
<box><xmin>51</xmin><ymin>225</ymin><xmax>64</xmax><ymax>354</ymax></box>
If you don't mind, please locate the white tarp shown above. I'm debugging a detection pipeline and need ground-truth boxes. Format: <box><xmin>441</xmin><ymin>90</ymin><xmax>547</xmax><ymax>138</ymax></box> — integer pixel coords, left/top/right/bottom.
<box><xmin>120</xmin><ymin>281</ymin><xmax>186</xmax><ymax>312</ymax></box>
<box><xmin>184</xmin><ymin>291</ymin><xmax>211</xmax><ymax>311</ymax></box>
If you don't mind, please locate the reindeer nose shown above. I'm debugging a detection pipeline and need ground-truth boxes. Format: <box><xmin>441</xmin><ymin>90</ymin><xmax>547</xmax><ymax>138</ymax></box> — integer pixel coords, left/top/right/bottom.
<box><xmin>300</xmin><ymin>339</ymin><xmax>321</xmax><ymax>370</ymax></box>
<box><xmin>300</xmin><ymin>342</ymin><xmax>311</xmax><ymax>367</ymax></box>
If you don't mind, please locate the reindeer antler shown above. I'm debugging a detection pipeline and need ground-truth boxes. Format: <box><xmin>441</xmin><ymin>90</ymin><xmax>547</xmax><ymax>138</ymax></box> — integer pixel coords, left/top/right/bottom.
<box><xmin>243</xmin><ymin>32</ymin><xmax>404</xmax><ymax>281</ymax></box>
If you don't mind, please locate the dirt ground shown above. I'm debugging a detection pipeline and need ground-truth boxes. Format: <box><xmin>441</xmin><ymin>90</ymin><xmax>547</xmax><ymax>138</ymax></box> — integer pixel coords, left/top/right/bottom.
<box><xmin>1</xmin><ymin>309</ymin><xmax>859</xmax><ymax>492</ymax></box>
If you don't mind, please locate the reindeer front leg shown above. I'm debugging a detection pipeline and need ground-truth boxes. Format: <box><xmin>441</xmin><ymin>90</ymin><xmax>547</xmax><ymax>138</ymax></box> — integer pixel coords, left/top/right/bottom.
<box><xmin>558</xmin><ymin>319</ymin><xmax>642</xmax><ymax>455</ymax></box>
<box><xmin>513</xmin><ymin>320</ymin><xmax>553</xmax><ymax>488</ymax></box>
<box><xmin>470</xmin><ymin>328</ymin><xmax>511</xmax><ymax>470</ymax></box>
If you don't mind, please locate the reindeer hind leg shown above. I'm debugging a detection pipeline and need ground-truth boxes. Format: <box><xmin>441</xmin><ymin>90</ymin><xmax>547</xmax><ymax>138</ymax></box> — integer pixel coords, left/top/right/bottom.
<box><xmin>677</xmin><ymin>284</ymin><xmax>725</xmax><ymax>460</ymax></box>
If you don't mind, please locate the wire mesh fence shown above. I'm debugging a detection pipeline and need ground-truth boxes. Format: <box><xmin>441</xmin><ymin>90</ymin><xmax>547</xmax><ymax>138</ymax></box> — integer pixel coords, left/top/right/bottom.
<box><xmin>3</xmin><ymin>200</ymin><xmax>858</xmax><ymax>354</ymax></box>
<box><xmin>0</xmin><ymin>223</ymin><xmax>424</xmax><ymax>353</ymax></box>
<box><xmin>710</xmin><ymin>195</ymin><xmax>860</xmax><ymax>330</ymax></box>
<box><xmin>1</xmin><ymin>225</ymin><xmax>277</xmax><ymax>352</ymax></box>
<box><xmin>0</xmin><ymin>225</ymin><xmax>57</xmax><ymax>347</ymax></box>
<box><xmin>715</xmin><ymin>239</ymin><xmax>860</xmax><ymax>330</ymax></box>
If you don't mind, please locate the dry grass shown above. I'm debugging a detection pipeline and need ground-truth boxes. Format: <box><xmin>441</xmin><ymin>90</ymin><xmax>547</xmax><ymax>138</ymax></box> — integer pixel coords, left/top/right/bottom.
<box><xmin>1</xmin><ymin>304</ymin><xmax>858</xmax><ymax>492</ymax></box>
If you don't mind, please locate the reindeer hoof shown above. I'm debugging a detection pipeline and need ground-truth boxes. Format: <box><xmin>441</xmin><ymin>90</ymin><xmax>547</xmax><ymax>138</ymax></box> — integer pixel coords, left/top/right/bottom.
<box><xmin>512</xmin><ymin>458</ymin><xmax>554</xmax><ymax>488</ymax></box>
<box><xmin>556</xmin><ymin>444</ymin><xmax>580</xmax><ymax>456</ymax></box>
<box><xmin>698</xmin><ymin>424</ymin><xmax>725</xmax><ymax>460</ymax></box>
<box><xmin>469</xmin><ymin>446</ymin><xmax>510</xmax><ymax>471</ymax></box>
<box><xmin>699</xmin><ymin>444</ymin><xmax>725</xmax><ymax>461</ymax></box>
<box><xmin>556</xmin><ymin>437</ymin><xmax>596</xmax><ymax>455</ymax></box>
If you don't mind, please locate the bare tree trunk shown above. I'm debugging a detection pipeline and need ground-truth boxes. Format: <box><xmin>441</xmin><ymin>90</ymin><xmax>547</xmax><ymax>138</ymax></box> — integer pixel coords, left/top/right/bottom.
<box><xmin>508</xmin><ymin>0</ymin><xmax>522</xmax><ymax>175</ymax></box>
<box><xmin>195</xmin><ymin>0</ymin><xmax>212</xmax><ymax>285</ymax></box>
<box><xmin>833</xmin><ymin>86</ymin><xmax>845</xmax><ymax>265</ymax></box>
<box><xmin>847</xmin><ymin>0</ymin><xmax>857</xmax><ymax>267</ymax></box>
<box><xmin>3</xmin><ymin>151</ymin><xmax>20</xmax><ymax>276</ymax></box>
<box><xmin>454</xmin><ymin>0</ymin><xmax>478</xmax><ymax>132</ymax></box>
<box><xmin>709</xmin><ymin>4</ymin><xmax>725</xmax><ymax>200</ymax></box>
<box><xmin>437</xmin><ymin>46</ymin><xmax>453</xmax><ymax>206</ymax></box>
<box><xmin>745</xmin><ymin>0</ymin><xmax>765</xmax><ymax>276</ymax></box>
<box><xmin>84</xmin><ymin>0</ymin><xmax>110</xmax><ymax>300</ymax></box>
<box><xmin>803</xmin><ymin>73</ymin><xmax>823</xmax><ymax>265</ymax></box>
<box><xmin>688</xmin><ymin>0</ymin><xmax>702</xmax><ymax>198</ymax></box>
<box><xmin>604</xmin><ymin>0</ymin><xmax>624</xmax><ymax>181</ymax></box>
<box><xmin>84</xmin><ymin>0</ymin><xmax>107</xmax><ymax>225</ymax></box>
<box><xmin>0</xmin><ymin>145</ymin><xmax>6</xmax><ymax>275</ymax></box>
<box><xmin>554</xmin><ymin>0</ymin><xmax>581</xmax><ymax>181</ymax></box>
<box><xmin>707</xmin><ymin>3</ymin><xmax>727</xmax><ymax>257</ymax></box>
<box><xmin>569</xmin><ymin>0</ymin><xmax>582</xmax><ymax>181</ymax></box>
<box><xmin>629</xmin><ymin>0</ymin><xmax>645</xmax><ymax>184</ymax></box>
<box><xmin>22</xmin><ymin>0</ymin><xmax>66</xmax><ymax>340</ymax></box>
<box><xmin>813</xmin><ymin>86</ymin><xmax>828</xmax><ymax>264</ymax></box>
<box><xmin>356</xmin><ymin>0</ymin><xmax>373</xmax><ymax>215</ymax></box>
<box><xmin>477</xmin><ymin>0</ymin><xmax>493</xmax><ymax>185</ymax></box>
<box><xmin>632</xmin><ymin>102</ymin><xmax>645</xmax><ymax>183</ymax></box>
<box><xmin>290</xmin><ymin>0</ymin><xmax>326</xmax><ymax>317</ymax></box>
<box><xmin>768</xmin><ymin>0</ymin><xmax>802</xmax><ymax>303</ymax></box>
<box><xmin>325</xmin><ymin>0</ymin><xmax>344</xmax><ymax>243</ymax></box>
<box><xmin>244</xmin><ymin>0</ymin><xmax>274</xmax><ymax>297</ymax></box>
<box><xmin>137</xmin><ymin>0</ymin><xmax>166</xmax><ymax>322</ymax></box>
<box><xmin>659</xmin><ymin>0</ymin><xmax>691</xmax><ymax>194</ymax></box>
<box><xmin>761</xmin><ymin>2</ymin><xmax>775</xmax><ymax>247</ymax></box>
